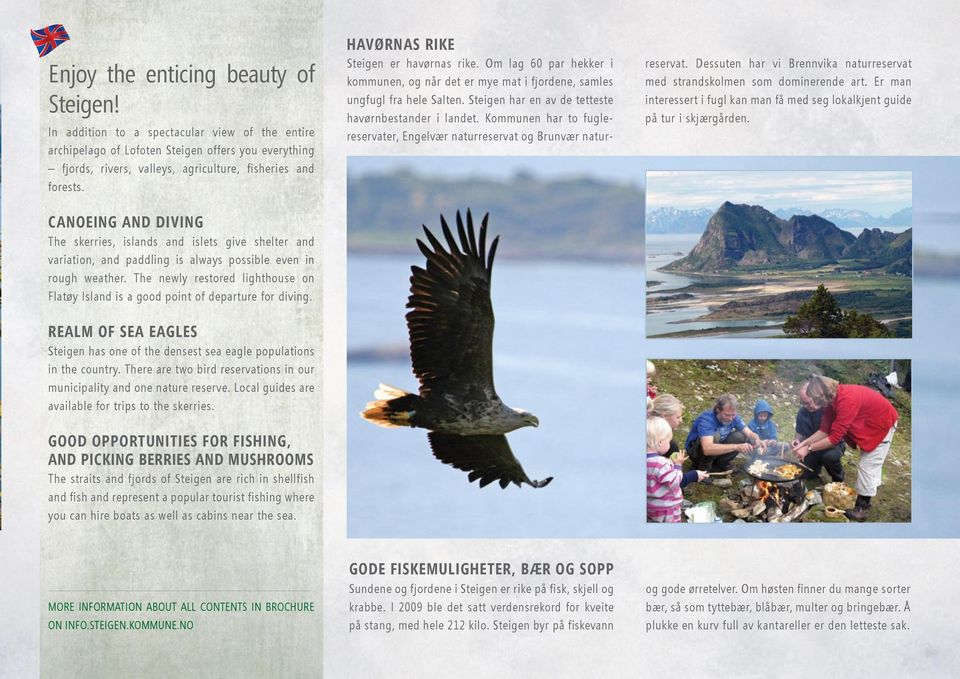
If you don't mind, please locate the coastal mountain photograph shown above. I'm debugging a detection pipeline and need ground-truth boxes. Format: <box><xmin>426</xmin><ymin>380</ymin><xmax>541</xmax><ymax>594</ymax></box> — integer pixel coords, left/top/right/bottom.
<box><xmin>646</xmin><ymin>170</ymin><xmax>913</xmax><ymax>338</ymax></box>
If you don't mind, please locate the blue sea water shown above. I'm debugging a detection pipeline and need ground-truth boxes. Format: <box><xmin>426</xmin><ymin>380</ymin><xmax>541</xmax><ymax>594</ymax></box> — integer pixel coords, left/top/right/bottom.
<box><xmin>346</xmin><ymin>251</ymin><xmax>957</xmax><ymax>539</ymax></box>
<box><xmin>348</xmin><ymin>254</ymin><xmax>645</xmax><ymax>538</ymax></box>
<box><xmin>647</xmin><ymin>233</ymin><xmax>840</xmax><ymax>338</ymax></box>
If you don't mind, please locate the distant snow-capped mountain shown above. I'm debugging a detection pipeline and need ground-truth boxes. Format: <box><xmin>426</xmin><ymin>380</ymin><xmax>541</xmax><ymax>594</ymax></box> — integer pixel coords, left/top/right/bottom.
<box><xmin>781</xmin><ymin>207</ymin><xmax>912</xmax><ymax>229</ymax></box>
<box><xmin>772</xmin><ymin>207</ymin><xmax>813</xmax><ymax>219</ymax></box>
<box><xmin>650</xmin><ymin>205</ymin><xmax>913</xmax><ymax>234</ymax></box>
<box><xmin>645</xmin><ymin>207</ymin><xmax>713</xmax><ymax>233</ymax></box>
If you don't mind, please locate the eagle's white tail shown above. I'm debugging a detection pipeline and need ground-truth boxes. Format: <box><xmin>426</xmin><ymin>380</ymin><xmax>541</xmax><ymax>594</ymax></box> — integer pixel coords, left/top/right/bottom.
<box><xmin>361</xmin><ymin>383</ymin><xmax>418</xmax><ymax>428</ymax></box>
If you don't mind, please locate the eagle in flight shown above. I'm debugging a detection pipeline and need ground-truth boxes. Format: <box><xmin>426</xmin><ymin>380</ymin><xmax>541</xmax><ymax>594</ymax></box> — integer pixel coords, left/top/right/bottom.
<box><xmin>362</xmin><ymin>210</ymin><xmax>552</xmax><ymax>489</ymax></box>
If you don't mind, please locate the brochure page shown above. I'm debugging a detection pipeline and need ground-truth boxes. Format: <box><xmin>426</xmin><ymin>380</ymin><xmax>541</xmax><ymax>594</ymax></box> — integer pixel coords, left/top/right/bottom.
<box><xmin>1</xmin><ymin>1</ymin><xmax>959</xmax><ymax>677</ymax></box>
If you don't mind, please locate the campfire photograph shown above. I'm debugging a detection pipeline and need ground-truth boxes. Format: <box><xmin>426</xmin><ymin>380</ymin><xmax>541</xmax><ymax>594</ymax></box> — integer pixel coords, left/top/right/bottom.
<box><xmin>645</xmin><ymin>170</ymin><xmax>913</xmax><ymax>339</ymax></box>
<box><xmin>646</xmin><ymin>359</ymin><xmax>911</xmax><ymax>524</ymax></box>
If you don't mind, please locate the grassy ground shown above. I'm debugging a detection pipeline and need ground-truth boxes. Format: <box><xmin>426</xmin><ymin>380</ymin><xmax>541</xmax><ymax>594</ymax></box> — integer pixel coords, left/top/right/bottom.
<box><xmin>651</xmin><ymin>359</ymin><xmax>911</xmax><ymax>523</ymax></box>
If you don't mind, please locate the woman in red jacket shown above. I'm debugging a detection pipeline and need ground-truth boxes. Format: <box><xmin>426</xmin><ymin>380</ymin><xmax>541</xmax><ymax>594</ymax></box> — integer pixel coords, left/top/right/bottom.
<box><xmin>792</xmin><ymin>375</ymin><xmax>898</xmax><ymax>521</ymax></box>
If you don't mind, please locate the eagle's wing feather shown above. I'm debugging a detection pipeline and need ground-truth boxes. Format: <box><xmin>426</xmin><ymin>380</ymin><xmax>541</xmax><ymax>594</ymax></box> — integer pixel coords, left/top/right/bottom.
<box><xmin>427</xmin><ymin>433</ymin><xmax>552</xmax><ymax>489</ymax></box>
<box><xmin>406</xmin><ymin>210</ymin><xmax>497</xmax><ymax>396</ymax></box>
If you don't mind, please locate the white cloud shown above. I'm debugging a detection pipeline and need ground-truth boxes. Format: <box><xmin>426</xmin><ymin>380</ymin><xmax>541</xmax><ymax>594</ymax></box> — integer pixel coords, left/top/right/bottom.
<box><xmin>646</xmin><ymin>170</ymin><xmax>911</xmax><ymax>215</ymax></box>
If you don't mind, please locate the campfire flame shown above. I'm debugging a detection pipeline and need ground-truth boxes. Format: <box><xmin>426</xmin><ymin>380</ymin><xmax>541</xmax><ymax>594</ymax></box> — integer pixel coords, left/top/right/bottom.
<box><xmin>735</xmin><ymin>478</ymin><xmax>810</xmax><ymax>523</ymax></box>
<box><xmin>756</xmin><ymin>481</ymin><xmax>781</xmax><ymax>506</ymax></box>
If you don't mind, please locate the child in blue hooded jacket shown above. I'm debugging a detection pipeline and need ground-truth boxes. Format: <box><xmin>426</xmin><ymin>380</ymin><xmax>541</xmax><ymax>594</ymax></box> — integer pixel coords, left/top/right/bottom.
<box><xmin>748</xmin><ymin>399</ymin><xmax>778</xmax><ymax>443</ymax></box>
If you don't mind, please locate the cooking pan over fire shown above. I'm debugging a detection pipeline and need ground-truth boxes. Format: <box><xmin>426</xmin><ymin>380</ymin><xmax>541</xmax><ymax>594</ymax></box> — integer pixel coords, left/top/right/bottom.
<box><xmin>743</xmin><ymin>442</ymin><xmax>808</xmax><ymax>483</ymax></box>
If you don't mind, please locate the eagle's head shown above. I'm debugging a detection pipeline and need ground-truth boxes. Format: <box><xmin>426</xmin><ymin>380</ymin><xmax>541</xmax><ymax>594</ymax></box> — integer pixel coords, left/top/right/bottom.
<box><xmin>513</xmin><ymin>408</ymin><xmax>540</xmax><ymax>428</ymax></box>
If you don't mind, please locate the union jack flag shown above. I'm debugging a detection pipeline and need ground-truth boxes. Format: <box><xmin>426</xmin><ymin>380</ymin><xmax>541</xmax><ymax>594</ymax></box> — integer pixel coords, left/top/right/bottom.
<box><xmin>30</xmin><ymin>24</ymin><xmax>70</xmax><ymax>58</ymax></box>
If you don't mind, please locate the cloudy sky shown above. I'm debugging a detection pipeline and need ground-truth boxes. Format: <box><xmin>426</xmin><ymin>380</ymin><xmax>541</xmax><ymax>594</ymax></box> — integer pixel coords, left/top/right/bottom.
<box><xmin>647</xmin><ymin>170</ymin><xmax>912</xmax><ymax>216</ymax></box>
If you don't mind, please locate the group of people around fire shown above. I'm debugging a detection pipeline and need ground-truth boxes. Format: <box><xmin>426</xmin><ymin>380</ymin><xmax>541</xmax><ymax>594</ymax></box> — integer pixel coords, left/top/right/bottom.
<box><xmin>646</xmin><ymin>364</ymin><xmax>900</xmax><ymax>524</ymax></box>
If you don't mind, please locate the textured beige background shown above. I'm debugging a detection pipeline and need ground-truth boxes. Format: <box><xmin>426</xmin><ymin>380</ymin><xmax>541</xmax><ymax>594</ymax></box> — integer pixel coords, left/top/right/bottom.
<box><xmin>2</xmin><ymin>0</ymin><xmax>44</xmax><ymax>676</ymax></box>
<box><xmin>325</xmin><ymin>0</ymin><xmax>959</xmax><ymax>156</ymax></box>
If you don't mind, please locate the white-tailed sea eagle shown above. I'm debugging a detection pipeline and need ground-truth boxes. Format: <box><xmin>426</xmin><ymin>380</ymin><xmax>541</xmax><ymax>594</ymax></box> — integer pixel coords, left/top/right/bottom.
<box><xmin>362</xmin><ymin>210</ymin><xmax>552</xmax><ymax>489</ymax></box>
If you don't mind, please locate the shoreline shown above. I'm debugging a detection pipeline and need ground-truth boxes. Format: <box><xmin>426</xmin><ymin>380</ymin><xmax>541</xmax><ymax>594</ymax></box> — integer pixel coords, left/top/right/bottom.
<box><xmin>647</xmin><ymin>270</ymin><xmax>912</xmax><ymax>336</ymax></box>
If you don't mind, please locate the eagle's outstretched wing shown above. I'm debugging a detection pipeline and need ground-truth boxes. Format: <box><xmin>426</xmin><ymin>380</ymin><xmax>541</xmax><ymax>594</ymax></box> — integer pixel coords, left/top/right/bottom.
<box><xmin>406</xmin><ymin>210</ymin><xmax>499</xmax><ymax>397</ymax></box>
<box><xmin>428</xmin><ymin>433</ymin><xmax>553</xmax><ymax>489</ymax></box>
